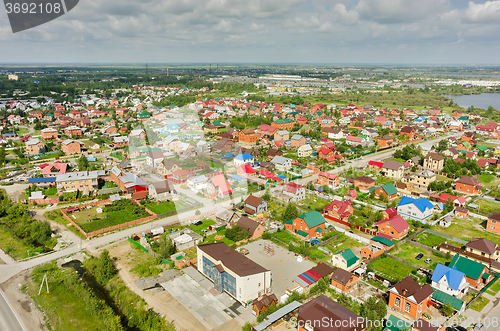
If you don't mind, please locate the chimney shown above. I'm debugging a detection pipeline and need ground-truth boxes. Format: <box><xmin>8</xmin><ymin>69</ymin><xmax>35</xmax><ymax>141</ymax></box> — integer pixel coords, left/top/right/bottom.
<box><xmin>403</xmin><ymin>289</ymin><xmax>407</xmax><ymax>296</ymax></box>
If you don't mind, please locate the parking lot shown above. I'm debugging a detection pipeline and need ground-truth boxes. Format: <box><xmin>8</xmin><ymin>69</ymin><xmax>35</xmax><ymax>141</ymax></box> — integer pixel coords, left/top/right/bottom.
<box><xmin>242</xmin><ymin>239</ymin><xmax>316</xmax><ymax>297</ymax></box>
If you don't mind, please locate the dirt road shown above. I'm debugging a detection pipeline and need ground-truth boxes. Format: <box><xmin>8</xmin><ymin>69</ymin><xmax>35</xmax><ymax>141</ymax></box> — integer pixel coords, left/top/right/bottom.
<box><xmin>0</xmin><ymin>270</ymin><xmax>47</xmax><ymax>331</ymax></box>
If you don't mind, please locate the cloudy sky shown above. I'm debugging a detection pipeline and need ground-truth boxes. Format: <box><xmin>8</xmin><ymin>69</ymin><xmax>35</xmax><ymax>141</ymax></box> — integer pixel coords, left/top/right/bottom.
<box><xmin>1</xmin><ymin>0</ymin><xmax>500</xmax><ymax>64</ymax></box>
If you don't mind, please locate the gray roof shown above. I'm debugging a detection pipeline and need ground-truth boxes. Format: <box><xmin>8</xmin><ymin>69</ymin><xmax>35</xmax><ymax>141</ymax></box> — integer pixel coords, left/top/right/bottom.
<box><xmin>253</xmin><ymin>301</ymin><xmax>302</xmax><ymax>331</ymax></box>
<box><xmin>291</xmin><ymin>134</ymin><xmax>303</xmax><ymax>140</ymax></box>
<box><xmin>270</xmin><ymin>155</ymin><xmax>289</xmax><ymax>165</ymax></box>
<box><xmin>56</xmin><ymin>170</ymin><xmax>105</xmax><ymax>182</ymax></box>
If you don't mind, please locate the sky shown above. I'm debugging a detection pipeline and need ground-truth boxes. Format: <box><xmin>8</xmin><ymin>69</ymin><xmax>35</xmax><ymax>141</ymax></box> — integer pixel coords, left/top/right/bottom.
<box><xmin>1</xmin><ymin>0</ymin><xmax>500</xmax><ymax>64</ymax></box>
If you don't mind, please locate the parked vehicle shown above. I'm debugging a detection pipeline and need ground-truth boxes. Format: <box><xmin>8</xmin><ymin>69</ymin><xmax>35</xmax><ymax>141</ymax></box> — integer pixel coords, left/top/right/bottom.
<box><xmin>416</xmin><ymin>253</ymin><xmax>424</xmax><ymax>260</ymax></box>
<box><xmin>425</xmin><ymin>258</ymin><xmax>433</xmax><ymax>264</ymax></box>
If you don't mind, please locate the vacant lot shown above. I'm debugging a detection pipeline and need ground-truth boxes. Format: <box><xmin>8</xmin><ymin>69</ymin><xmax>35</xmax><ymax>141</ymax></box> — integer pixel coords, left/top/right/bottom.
<box><xmin>478</xmin><ymin>173</ymin><xmax>500</xmax><ymax>189</ymax></box>
<box><xmin>432</xmin><ymin>216</ymin><xmax>500</xmax><ymax>245</ymax></box>
<box><xmin>475</xmin><ymin>199</ymin><xmax>500</xmax><ymax>214</ymax></box>
<box><xmin>70</xmin><ymin>200</ymin><xmax>150</xmax><ymax>233</ymax></box>
<box><xmin>368</xmin><ymin>256</ymin><xmax>416</xmax><ymax>282</ymax></box>
<box><xmin>145</xmin><ymin>200</ymin><xmax>177</xmax><ymax>214</ymax></box>
<box><xmin>391</xmin><ymin>243</ymin><xmax>450</xmax><ymax>269</ymax></box>
<box><xmin>0</xmin><ymin>225</ymin><xmax>35</xmax><ymax>260</ymax></box>
<box><xmin>414</xmin><ymin>232</ymin><xmax>463</xmax><ymax>248</ymax></box>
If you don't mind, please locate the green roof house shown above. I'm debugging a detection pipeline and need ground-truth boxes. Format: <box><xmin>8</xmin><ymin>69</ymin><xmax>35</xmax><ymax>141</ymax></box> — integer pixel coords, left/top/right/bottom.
<box><xmin>284</xmin><ymin>210</ymin><xmax>326</xmax><ymax>241</ymax></box>
<box><xmin>477</xmin><ymin>145</ymin><xmax>488</xmax><ymax>151</ymax></box>
<box><xmin>382</xmin><ymin>315</ymin><xmax>411</xmax><ymax>331</ymax></box>
<box><xmin>332</xmin><ymin>248</ymin><xmax>359</xmax><ymax>270</ymax></box>
<box><xmin>449</xmin><ymin>254</ymin><xmax>489</xmax><ymax>286</ymax></box>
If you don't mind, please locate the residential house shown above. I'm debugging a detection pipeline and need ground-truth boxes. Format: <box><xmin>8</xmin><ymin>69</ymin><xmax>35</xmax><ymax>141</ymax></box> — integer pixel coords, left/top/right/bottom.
<box><xmin>382</xmin><ymin>160</ymin><xmax>405</xmax><ymax>180</ymax></box>
<box><xmin>282</xmin><ymin>182</ymin><xmax>305</xmax><ymax>202</ymax></box>
<box><xmin>41</xmin><ymin>128</ymin><xmax>58</xmax><ymax>140</ymax></box>
<box><xmin>400</xmin><ymin>126</ymin><xmax>417</xmax><ymax>140</ymax></box>
<box><xmin>148</xmin><ymin>180</ymin><xmax>176</xmax><ymax>201</ymax></box>
<box><xmin>448</xmin><ymin>121</ymin><xmax>464</xmax><ymax>131</ymax></box>
<box><xmin>465</xmin><ymin>238</ymin><xmax>500</xmax><ymax>261</ymax></box>
<box><xmin>330</xmin><ymin>268</ymin><xmax>359</xmax><ymax>293</ymax></box>
<box><xmin>377</xmin><ymin>135</ymin><xmax>394</xmax><ymax>147</ymax></box>
<box><xmin>296</xmin><ymin>295</ymin><xmax>365</xmax><ymax>331</ymax></box>
<box><xmin>274</xmin><ymin>130</ymin><xmax>290</xmax><ymax>141</ymax></box>
<box><xmin>354</xmin><ymin>176</ymin><xmax>376</xmax><ymax>192</ymax></box>
<box><xmin>389</xmin><ymin>276</ymin><xmax>434</xmax><ymax>319</ymax></box>
<box><xmin>207</xmin><ymin>175</ymin><xmax>232</xmax><ymax>199</ymax></box>
<box><xmin>266</xmin><ymin>148</ymin><xmax>282</xmax><ymax>160</ymax></box>
<box><xmin>271</xmin><ymin>118</ymin><xmax>294</xmax><ymax>130</ymax></box>
<box><xmin>42</xmin><ymin>162</ymin><xmax>69</xmax><ymax>178</ymax></box>
<box><xmin>455</xmin><ymin>206</ymin><xmax>469</xmax><ymax>218</ymax></box>
<box><xmin>397</xmin><ymin>196</ymin><xmax>434</xmax><ymax>222</ymax></box>
<box><xmin>331</xmin><ymin>248</ymin><xmax>360</xmax><ymax>270</ymax></box>
<box><xmin>61</xmin><ymin>139</ymin><xmax>83</xmax><ymax>154</ymax></box>
<box><xmin>25</xmin><ymin>138</ymin><xmax>46</xmax><ymax>155</ymax></box>
<box><xmin>443</xmin><ymin>148</ymin><xmax>459</xmax><ymax>159</ymax></box>
<box><xmin>423</xmin><ymin>153</ymin><xmax>445</xmax><ymax>171</ymax></box>
<box><xmin>244</xmin><ymin>195</ymin><xmax>268</xmax><ymax>215</ymax></box>
<box><xmin>431</xmin><ymin>263</ymin><xmax>468</xmax><ymax>298</ymax></box>
<box><xmin>197</xmin><ymin>242</ymin><xmax>271</xmax><ymax>303</ymax></box>
<box><xmin>487</xmin><ymin>213</ymin><xmax>500</xmax><ymax>235</ymax></box>
<box><xmin>297</xmin><ymin>144</ymin><xmax>313</xmax><ymax>157</ymax></box>
<box><xmin>284</xmin><ymin>210</ymin><xmax>326</xmax><ymax>240</ymax></box>
<box><xmin>56</xmin><ymin>170</ymin><xmax>105</xmax><ymax>194</ymax></box>
<box><xmin>234</xmin><ymin>153</ymin><xmax>255</xmax><ymax>166</ymax></box>
<box><xmin>252</xmin><ymin>293</ymin><xmax>278</xmax><ymax>316</ymax></box>
<box><xmin>290</xmin><ymin>134</ymin><xmax>307</xmax><ymax>148</ymax></box>
<box><xmin>375</xmin><ymin>215</ymin><xmax>410</xmax><ymax>239</ymax></box>
<box><xmin>113</xmin><ymin>136</ymin><xmax>129</xmax><ymax>147</ymax></box>
<box><xmin>448</xmin><ymin>254</ymin><xmax>491</xmax><ymax>288</ymax></box>
<box><xmin>235</xmin><ymin>216</ymin><xmax>265</xmax><ymax>240</ymax></box>
<box><xmin>271</xmin><ymin>155</ymin><xmax>292</xmax><ymax>171</ymax></box>
<box><xmin>110</xmin><ymin>166</ymin><xmax>149</xmax><ymax>199</ymax></box>
<box><xmin>64</xmin><ymin>125</ymin><xmax>83</xmax><ymax>137</ymax></box>
<box><xmin>293</xmin><ymin>263</ymin><xmax>335</xmax><ymax>293</ymax></box>
<box><xmin>455</xmin><ymin>175</ymin><xmax>481</xmax><ymax>195</ymax></box>
<box><xmin>360</xmin><ymin>236</ymin><xmax>394</xmax><ymax>259</ymax></box>
<box><xmin>324</xmin><ymin>199</ymin><xmax>353</xmax><ymax>223</ymax></box>
<box><xmin>374</xmin><ymin>183</ymin><xmax>398</xmax><ymax>201</ymax></box>
<box><xmin>317</xmin><ymin>171</ymin><xmax>339</xmax><ymax>188</ymax></box>
<box><xmin>157</xmin><ymin>159</ymin><xmax>180</xmax><ymax>176</ymax></box>
<box><xmin>145</xmin><ymin>149</ymin><xmax>164</xmax><ymax>168</ymax></box>
<box><xmin>212</xmin><ymin>138</ymin><xmax>235</xmax><ymax>153</ymax></box>
<box><xmin>407</xmin><ymin>169</ymin><xmax>436</xmax><ymax>189</ymax></box>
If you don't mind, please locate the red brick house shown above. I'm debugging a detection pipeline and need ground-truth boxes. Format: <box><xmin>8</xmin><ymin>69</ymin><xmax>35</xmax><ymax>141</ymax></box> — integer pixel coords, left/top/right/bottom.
<box><xmin>389</xmin><ymin>276</ymin><xmax>434</xmax><ymax>319</ymax></box>
<box><xmin>41</xmin><ymin>128</ymin><xmax>58</xmax><ymax>140</ymax></box>
<box><xmin>455</xmin><ymin>175</ymin><xmax>481</xmax><ymax>195</ymax></box>
<box><xmin>61</xmin><ymin>139</ymin><xmax>83</xmax><ymax>154</ymax></box>
<box><xmin>284</xmin><ymin>211</ymin><xmax>326</xmax><ymax>240</ymax></box>
<box><xmin>375</xmin><ymin>215</ymin><xmax>410</xmax><ymax>239</ymax></box>
<box><xmin>377</xmin><ymin>135</ymin><xmax>394</xmax><ymax>147</ymax></box>
<box><xmin>64</xmin><ymin>126</ymin><xmax>83</xmax><ymax>137</ymax></box>
<box><xmin>354</xmin><ymin>175</ymin><xmax>376</xmax><ymax>192</ymax></box>
<box><xmin>330</xmin><ymin>268</ymin><xmax>358</xmax><ymax>292</ymax></box>
<box><xmin>317</xmin><ymin>171</ymin><xmax>339</xmax><ymax>188</ymax></box>
<box><xmin>324</xmin><ymin>199</ymin><xmax>353</xmax><ymax>222</ymax></box>
<box><xmin>487</xmin><ymin>213</ymin><xmax>500</xmax><ymax>235</ymax></box>
<box><xmin>238</xmin><ymin>129</ymin><xmax>259</xmax><ymax>145</ymax></box>
<box><xmin>252</xmin><ymin>293</ymin><xmax>278</xmax><ymax>316</ymax></box>
<box><xmin>400</xmin><ymin>126</ymin><xmax>417</xmax><ymax>140</ymax></box>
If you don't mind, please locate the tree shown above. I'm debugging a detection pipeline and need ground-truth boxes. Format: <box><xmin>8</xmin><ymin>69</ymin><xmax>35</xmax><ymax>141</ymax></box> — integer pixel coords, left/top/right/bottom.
<box><xmin>225</xmin><ymin>225</ymin><xmax>251</xmax><ymax>242</ymax></box>
<box><xmin>441</xmin><ymin>302</ymin><xmax>454</xmax><ymax>317</ymax></box>
<box><xmin>261</xmin><ymin>191</ymin><xmax>271</xmax><ymax>202</ymax></box>
<box><xmin>195</xmin><ymin>209</ymin><xmax>201</xmax><ymax>215</ymax></box>
<box><xmin>78</xmin><ymin>155</ymin><xmax>89</xmax><ymax>171</ymax></box>
<box><xmin>94</xmin><ymin>250</ymin><xmax>118</xmax><ymax>284</ymax></box>
<box><xmin>242</xmin><ymin>322</ymin><xmax>253</xmax><ymax>331</ymax></box>
<box><xmin>282</xmin><ymin>203</ymin><xmax>298</xmax><ymax>222</ymax></box>
<box><xmin>157</xmin><ymin>232</ymin><xmax>176</xmax><ymax>258</ymax></box>
<box><xmin>437</xmin><ymin>139</ymin><xmax>448</xmax><ymax>151</ymax></box>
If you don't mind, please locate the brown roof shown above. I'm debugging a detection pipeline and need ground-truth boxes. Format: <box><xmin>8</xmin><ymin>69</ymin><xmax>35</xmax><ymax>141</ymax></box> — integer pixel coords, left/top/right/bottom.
<box><xmin>253</xmin><ymin>293</ymin><xmax>278</xmax><ymax>311</ymax></box>
<box><xmin>267</xmin><ymin>148</ymin><xmax>280</xmax><ymax>157</ymax></box>
<box><xmin>311</xmin><ymin>263</ymin><xmax>335</xmax><ymax>278</ymax></box>
<box><xmin>393</xmin><ymin>276</ymin><xmax>434</xmax><ymax>304</ymax></box>
<box><xmin>400</xmin><ymin>126</ymin><xmax>415</xmax><ymax>133</ymax></box>
<box><xmin>236</xmin><ymin>216</ymin><xmax>262</xmax><ymax>236</ymax></box>
<box><xmin>425</xmin><ymin>152</ymin><xmax>444</xmax><ymax>161</ymax></box>
<box><xmin>147</xmin><ymin>149</ymin><xmax>164</xmax><ymax>159</ymax></box>
<box><xmin>455</xmin><ymin>206</ymin><xmax>469</xmax><ymax>214</ymax></box>
<box><xmin>383</xmin><ymin>160</ymin><xmax>403</xmax><ymax>170</ymax></box>
<box><xmin>331</xmin><ymin>268</ymin><xmax>353</xmax><ymax>286</ymax></box>
<box><xmin>378</xmin><ymin>135</ymin><xmax>393</xmax><ymax>140</ymax></box>
<box><xmin>161</xmin><ymin>159</ymin><xmax>179</xmax><ymax>170</ymax></box>
<box><xmin>245</xmin><ymin>194</ymin><xmax>264</xmax><ymax>208</ymax></box>
<box><xmin>298</xmin><ymin>295</ymin><xmax>365</xmax><ymax>331</ymax></box>
<box><xmin>355</xmin><ymin>175</ymin><xmax>375</xmax><ymax>184</ymax></box>
<box><xmin>413</xmin><ymin>319</ymin><xmax>440</xmax><ymax>331</ymax></box>
<box><xmin>395</xmin><ymin>182</ymin><xmax>406</xmax><ymax>189</ymax></box>
<box><xmin>150</xmin><ymin>180</ymin><xmax>175</xmax><ymax>194</ymax></box>
<box><xmin>198</xmin><ymin>242</ymin><xmax>268</xmax><ymax>277</ymax></box>
<box><xmin>490</xmin><ymin>213</ymin><xmax>500</xmax><ymax>222</ymax></box>
<box><xmin>456</xmin><ymin>175</ymin><xmax>481</xmax><ymax>186</ymax></box>
<box><xmin>466</xmin><ymin>238</ymin><xmax>499</xmax><ymax>255</ymax></box>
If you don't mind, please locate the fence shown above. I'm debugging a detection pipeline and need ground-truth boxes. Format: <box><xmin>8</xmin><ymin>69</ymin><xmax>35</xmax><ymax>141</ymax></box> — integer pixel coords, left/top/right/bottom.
<box><xmin>330</xmin><ymin>225</ymin><xmax>370</xmax><ymax>245</ymax></box>
<box><xmin>425</xmin><ymin>229</ymin><xmax>468</xmax><ymax>245</ymax></box>
<box><xmin>61</xmin><ymin>198</ymin><xmax>157</xmax><ymax>238</ymax></box>
<box><xmin>323</xmin><ymin>214</ymin><xmax>377</xmax><ymax>237</ymax></box>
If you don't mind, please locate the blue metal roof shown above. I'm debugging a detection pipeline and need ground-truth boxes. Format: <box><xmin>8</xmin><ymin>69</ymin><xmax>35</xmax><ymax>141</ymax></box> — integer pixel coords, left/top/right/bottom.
<box><xmin>28</xmin><ymin>177</ymin><xmax>56</xmax><ymax>183</ymax></box>
<box><xmin>431</xmin><ymin>263</ymin><xmax>465</xmax><ymax>291</ymax></box>
<box><xmin>234</xmin><ymin>153</ymin><xmax>254</xmax><ymax>161</ymax></box>
<box><xmin>276</xmin><ymin>174</ymin><xmax>287</xmax><ymax>179</ymax></box>
<box><xmin>398</xmin><ymin>196</ymin><xmax>433</xmax><ymax>212</ymax></box>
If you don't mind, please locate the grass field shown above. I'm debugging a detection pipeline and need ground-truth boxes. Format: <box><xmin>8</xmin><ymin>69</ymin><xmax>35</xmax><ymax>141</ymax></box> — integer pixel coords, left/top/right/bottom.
<box><xmin>270</xmin><ymin>229</ymin><xmax>302</xmax><ymax>244</ymax></box>
<box><xmin>144</xmin><ymin>200</ymin><xmax>177</xmax><ymax>214</ymax></box>
<box><xmin>478</xmin><ymin>173</ymin><xmax>500</xmax><ymax>189</ymax></box>
<box><xmin>71</xmin><ymin>201</ymin><xmax>150</xmax><ymax>233</ymax></box>
<box><xmin>432</xmin><ymin>217</ymin><xmax>500</xmax><ymax>245</ymax></box>
<box><xmin>469</xmin><ymin>296</ymin><xmax>490</xmax><ymax>312</ymax></box>
<box><xmin>299</xmin><ymin>195</ymin><xmax>330</xmax><ymax>212</ymax></box>
<box><xmin>189</xmin><ymin>219</ymin><xmax>216</xmax><ymax>234</ymax></box>
<box><xmin>0</xmin><ymin>225</ymin><xmax>36</xmax><ymax>260</ymax></box>
<box><xmin>391</xmin><ymin>243</ymin><xmax>450</xmax><ymax>269</ymax></box>
<box><xmin>368</xmin><ymin>256</ymin><xmax>416</xmax><ymax>282</ymax></box>
<box><xmin>475</xmin><ymin>199</ymin><xmax>500</xmax><ymax>214</ymax></box>
<box><xmin>325</xmin><ymin>237</ymin><xmax>365</xmax><ymax>253</ymax></box>
<box><xmin>436</xmin><ymin>175</ymin><xmax>452</xmax><ymax>182</ymax></box>
<box><xmin>414</xmin><ymin>232</ymin><xmax>463</xmax><ymax>248</ymax></box>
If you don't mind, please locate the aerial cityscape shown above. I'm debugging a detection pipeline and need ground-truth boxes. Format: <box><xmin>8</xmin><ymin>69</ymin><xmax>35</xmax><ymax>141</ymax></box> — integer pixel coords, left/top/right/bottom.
<box><xmin>1</xmin><ymin>1</ymin><xmax>500</xmax><ymax>331</ymax></box>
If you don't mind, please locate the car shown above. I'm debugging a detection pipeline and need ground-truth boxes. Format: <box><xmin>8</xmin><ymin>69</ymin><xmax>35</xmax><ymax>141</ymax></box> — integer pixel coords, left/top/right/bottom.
<box><xmin>47</xmin><ymin>203</ymin><xmax>53</xmax><ymax>207</ymax></box>
<box><xmin>193</xmin><ymin>221</ymin><xmax>202</xmax><ymax>226</ymax></box>
<box><xmin>201</xmin><ymin>229</ymin><xmax>207</xmax><ymax>233</ymax></box>
<box><xmin>416</xmin><ymin>253</ymin><xmax>424</xmax><ymax>260</ymax></box>
<box><xmin>455</xmin><ymin>326</ymin><xmax>467</xmax><ymax>331</ymax></box>
<box><xmin>474</xmin><ymin>323</ymin><xmax>483</xmax><ymax>330</ymax></box>
<box><xmin>425</xmin><ymin>258</ymin><xmax>433</xmax><ymax>264</ymax></box>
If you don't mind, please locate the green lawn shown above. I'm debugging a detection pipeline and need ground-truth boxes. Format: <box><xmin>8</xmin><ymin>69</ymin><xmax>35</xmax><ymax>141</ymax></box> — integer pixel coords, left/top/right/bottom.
<box><xmin>144</xmin><ymin>200</ymin><xmax>177</xmax><ymax>214</ymax></box>
<box><xmin>391</xmin><ymin>243</ymin><xmax>450</xmax><ymax>269</ymax></box>
<box><xmin>71</xmin><ymin>201</ymin><xmax>150</xmax><ymax>233</ymax></box>
<box><xmin>299</xmin><ymin>195</ymin><xmax>330</xmax><ymax>212</ymax></box>
<box><xmin>475</xmin><ymin>199</ymin><xmax>500</xmax><ymax>214</ymax></box>
<box><xmin>469</xmin><ymin>296</ymin><xmax>490</xmax><ymax>312</ymax></box>
<box><xmin>270</xmin><ymin>229</ymin><xmax>302</xmax><ymax>244</ymax></box>
<box><xmin>478</xmin><ymin>173</ymin><xmax>500</xmax><ymax>189</ymax></box>
<box><xmin>368</xmin><ymin>256</ymin><xmax>416</xmax><ymax>282</ymax></box>
<box><xmin>42</xmin><ymin>186</ymin><xmax>58</xmax><ymax>197</ymax></box>
<box><xmin>432</xmin><ymin>217</ymin><xmax>500</xmax><ymax>245</ymax></box>
<box><xmin>436</xmin><ymin>175</ymin><xmax>452</xmax><ymax>182</ymax></box>
<box><xmin>414</xmin><ymin>232</ymin><xmax>462</xmax><ymax>248</ymax></box>
<box><xmin>189</xmin><ymin>219</ymin><xmax>216</xmax><ymax>234</ymax></box>
<box><xmin>324</xmin><ymin>237</ymin><xmax>365</xmax><ymax>253</ymax></box>
<box><xmin>485</xmin><ymin>280</ymin><xmax>500</xmax><ymax>295</ymax></box>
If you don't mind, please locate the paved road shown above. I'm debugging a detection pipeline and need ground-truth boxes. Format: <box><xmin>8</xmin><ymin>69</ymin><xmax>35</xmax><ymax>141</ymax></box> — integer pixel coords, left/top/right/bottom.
<box><xmin>0</xmin><ymin>290</ymin><xmax>25</xmax><ymax>331</ymax></box>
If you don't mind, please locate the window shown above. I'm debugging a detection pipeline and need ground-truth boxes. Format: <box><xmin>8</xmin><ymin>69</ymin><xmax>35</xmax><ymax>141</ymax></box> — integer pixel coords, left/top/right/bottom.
<box><xmin>492</xmin><ymin>226</ymin><xmax>496</xmax><ymax>230</ymax></box>
<box><xmin>394</xmin><ymin>297</ymin><xmax>401</xmax><ymax>307</ymax></box>
<box><xmin>405</xmin><ymin>303</ymin><xmax>411</xmax><ymax>313</ymax></box>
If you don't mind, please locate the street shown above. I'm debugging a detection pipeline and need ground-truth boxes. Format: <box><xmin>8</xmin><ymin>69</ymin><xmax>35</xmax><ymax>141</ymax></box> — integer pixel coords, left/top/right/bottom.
<box><xmin>0</xmin><ymin>290</ymin><xmax>25</xmax><ymax>331</ymax></box>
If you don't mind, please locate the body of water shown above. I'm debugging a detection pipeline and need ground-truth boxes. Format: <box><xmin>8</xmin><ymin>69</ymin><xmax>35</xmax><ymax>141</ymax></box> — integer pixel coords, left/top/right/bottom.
<box><xmin>443</xmin><ymin>93</ymin><xmax>500</xmax><ymax>110</ymax></box>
